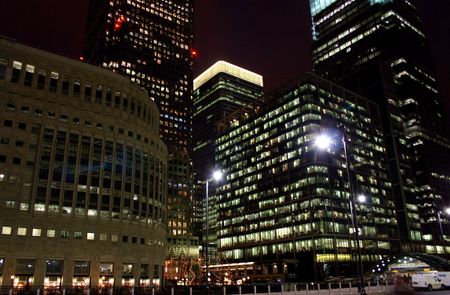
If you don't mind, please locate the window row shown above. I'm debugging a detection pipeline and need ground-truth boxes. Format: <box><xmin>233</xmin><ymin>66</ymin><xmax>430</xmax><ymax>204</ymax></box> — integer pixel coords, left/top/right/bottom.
<box><xmin>1</xmin><ymin>105</ymin><xmax>159</xmax><ymax>147</ymax></box>
<box><xmin>0</xmin><ymin>155</ymin><xmax>23</xmax><ymax>165</ymax></box>
<box><xmin>0</xmin><ymin>257</ymin><xmax>161</xmax><ymax>288</ymax></box>
<box><xmin>0</xmin><ymin>226</ymin><xmax>164</xmax><ymax>246</ymax></box>
<box><xmin>1</xmin><ymin>59</ymin><xmax>157</xmax><ymax>128</ymax></box>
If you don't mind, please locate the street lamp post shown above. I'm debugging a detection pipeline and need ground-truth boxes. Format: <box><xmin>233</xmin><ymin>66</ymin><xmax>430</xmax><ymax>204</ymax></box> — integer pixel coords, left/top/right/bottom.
<box><xmin>437</xmin><ymin>207</ymin><xmax>450</xmax><ymax>251</ymax></box>
<box><xmin>438</xmin><ymin>211</ymin><xmax>444</xmax><ymax>241</ymax></box>
<box><xmin>315</xmin><ymin>132</ymin><xmax>366</xmax><ymax>295</ymax></box>
<box><xmin>205</xmin><ymin>170</ymin><xmax>223</xmax><ymax>287</ymax></box>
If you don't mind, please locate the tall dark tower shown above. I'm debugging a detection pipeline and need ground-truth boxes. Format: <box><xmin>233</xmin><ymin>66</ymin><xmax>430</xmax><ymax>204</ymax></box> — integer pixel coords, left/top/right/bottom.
<box><xmin>83</xmin><ymin>0</ymin><xmax>197</xmax><ymax>280</ymax></box>
<box><xmin>192</xmin><ymin>61</ymin><xmax>263</xmax><ymax>265</ymax></box>
<box><xmin>192</xmin><ymin>61</ymin><xmax>263</xmax><ymax>180</ymax></box>
<box><xmin>310</xmin><ymin>0</ymin><xmax>450</xmax><ymax>254</ymax></box>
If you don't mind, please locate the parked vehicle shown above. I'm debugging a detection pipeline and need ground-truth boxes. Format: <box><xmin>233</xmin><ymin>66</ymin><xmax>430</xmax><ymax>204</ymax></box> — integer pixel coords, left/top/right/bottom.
<box><xmin>411</xmin><ymin>273</ymin><xmax>442</xmax><ymax>291</ymax></box>
<box><xmin>436</xmin><ymin>272</ymin><xmax>450</xmax><ymax>289</ymax></box>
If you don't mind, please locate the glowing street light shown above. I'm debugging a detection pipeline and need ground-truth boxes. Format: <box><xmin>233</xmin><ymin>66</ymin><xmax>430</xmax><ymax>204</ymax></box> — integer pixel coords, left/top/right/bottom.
<box><xmin>314</xmin><ymin>134</ymin><xmax>333</xmax><ymax>150</ymax></box>
<box><xmin>357</xmin><ymin>194</ymin><xmax>367</xmax><ymax>204</ymax></box>
<box><xmin>205</xmin><ymin>169</ymin><xmax>223</xmax><ymax>287</ymax></box>
<box><xmin>437</xmin><ymin>207</ymin><xmax>450</xmax><ymax>248</ymax></box>
<box><xmin>314</xmin><ymin>132</ymin><xmax>367</xmax><ymax>295</ymax></box>
<box><xmin>212</xmin><ymin>170</ymin><xmax>223</xmax><ymax>182</ymax></box>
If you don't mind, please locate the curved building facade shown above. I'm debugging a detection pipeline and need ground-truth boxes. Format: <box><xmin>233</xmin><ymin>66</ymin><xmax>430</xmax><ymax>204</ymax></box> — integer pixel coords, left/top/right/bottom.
<box><xmin>0</xmin><ymin>38</ymin><xmax>168</xmax><ymax>288</ymax></box>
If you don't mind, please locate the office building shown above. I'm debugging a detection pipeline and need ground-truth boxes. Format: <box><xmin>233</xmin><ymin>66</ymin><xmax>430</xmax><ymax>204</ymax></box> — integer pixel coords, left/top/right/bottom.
<box><xmin>192</xmin><ymin>61</ymin><xmax>263</xmax><ymax>264</ymax></box>
<box><xmin>310</xmin><ymin>0</ymin><xmax>450</xmax><ymax>253</ymax></box>
<box><xmin>193</xmin><ymin>61</ymin><xmax>263</xmax><ymax>180</ymax></box>
<box><xmin>83</xmin><ymin>0</ymin><xmax>197</xmax><ymax>281</ymax></box>
<box><xmin>215</xmin><ymin>74</ymin><xmax>399</xmax><ymax>281</ymax></box>
<box><xmin>0</xmin><ymin>38</ymin><xmax>167</xmax><ymax>287</ymax></box>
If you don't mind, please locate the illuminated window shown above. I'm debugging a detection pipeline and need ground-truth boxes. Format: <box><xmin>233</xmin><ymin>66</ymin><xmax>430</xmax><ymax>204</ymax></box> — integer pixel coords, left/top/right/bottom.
<box><xmin>50</xmin><ymin>72</ymin><xmax>59</xmax><ymax>92</ymax></box>
<box><xmin>1</xmin><ymin>226</ymin><xmax>12</xmax><ymax>235</ymax></box>
<box><xmin>11</xmin><ymin>61</ymin><xmax>22</xmax><ymax>83</ymax></box>
<box><xmin>24</xmin><ymin>64</ymin><xmax>35</xmax><ymax>86</ymax></box>
<box><xmin>47</xmin><ymin>229</ymin><xmax>56</xmax><ymax>238</ymax></box>
<box><xmin>99</xmin><ymin>263</ymin><xmax>113</xmax><ymax>275</ymax></box>
<box><xmin>32</xmin><ymin>228</ymin><xmax>42</xmax><ymax>237</ymax></box>
<box><xmin>17</xmin><ymin>227</ymin><xmax>27</xmax><ymax>236</ymax></box>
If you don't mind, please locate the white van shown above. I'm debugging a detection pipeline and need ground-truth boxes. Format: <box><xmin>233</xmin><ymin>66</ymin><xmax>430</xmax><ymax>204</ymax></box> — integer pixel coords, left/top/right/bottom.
<box><xmin>436</xmin><ymin>272</ymin><xmax>450</xmax><ymax>289</ymax></box>
<box><xmin>411</xmin><ymin>273</ymin><xmax>442</xmax><ymax>291</ymax></box>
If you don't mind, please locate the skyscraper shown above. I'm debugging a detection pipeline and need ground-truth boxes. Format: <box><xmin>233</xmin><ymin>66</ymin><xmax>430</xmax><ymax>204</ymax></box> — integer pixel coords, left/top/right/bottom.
<box><xmin>310</xmin><ymin>0</ymin><xmax>450</xmax><ymax>254</ymax></box>
<box><xmin>83</xmin><ymin>0</ymin><xmax>197</xmax><ymax>274</ymax></box>
<box><xmin>215</xmin><ymin>74</ymin><xmax>399</xmax><ymax>281</ymax></box>
<box><xmin>192</xmin><ymin>61</ymin><xmax>263</xmax><ymax>265</ymax></box>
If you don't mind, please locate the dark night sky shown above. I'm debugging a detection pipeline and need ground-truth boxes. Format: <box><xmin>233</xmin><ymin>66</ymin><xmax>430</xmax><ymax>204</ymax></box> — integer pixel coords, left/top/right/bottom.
<box><xmin>0</xmin><ymin>1</ymin><xmax>449</xmax><ymax>105</ymax></box>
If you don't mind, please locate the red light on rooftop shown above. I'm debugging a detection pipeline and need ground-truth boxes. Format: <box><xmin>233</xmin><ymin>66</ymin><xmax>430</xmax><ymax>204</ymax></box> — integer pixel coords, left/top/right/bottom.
<box><xmin>79</xmin><ymin>56</ymin><xmax>84</xmax><ymax>61</ymax></box>
<box><xmin>190</xmin><ymin>48</ymin><xmax>198</xmax><ymax>58</ymax></box>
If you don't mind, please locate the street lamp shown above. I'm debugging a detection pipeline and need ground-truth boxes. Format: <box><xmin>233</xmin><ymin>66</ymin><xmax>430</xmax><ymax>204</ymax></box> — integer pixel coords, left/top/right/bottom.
<box><xmin>205</xmin><ymin>169</ymin><xmax>223</xmax><ymax>287</ymax></box>
<box><xmin>437</xmin><ymin>207</ymin><xmax>450</xmax><ymax>250</ymax></box>
<box><xmin>315</xmin><ymin>132</ymin><xmax>367</xmax><ymax>295</ymax></box>
<box><xmin>357</xmin><ymin>194</ymin><xmax>367</xmax><ymax>204</ymax></box>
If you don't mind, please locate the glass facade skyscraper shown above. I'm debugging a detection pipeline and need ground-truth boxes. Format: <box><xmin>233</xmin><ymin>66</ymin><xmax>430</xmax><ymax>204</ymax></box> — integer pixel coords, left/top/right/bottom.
<box><xmin>215</xmin><ymin>74</ymin><xmax>399</xmax><ymax>281</ymax></box>
<box><xmin>193</xmin><ymin>61</ymin><xmax>263</xmax><ymax>180</ymax></box>
<box><xmin>192</xmin><ymin>61</ymin><xmax>263</xmax><ymax>266</ymax></box>
<box><xmin>310</xmin><ymin>0</ymin><xmax>450</xmax><ymax>254</ymax></box>
<box><xmin>83</xmin><ymin>0</ymin><xmax>197</xmax><ymax>275</ymax></box>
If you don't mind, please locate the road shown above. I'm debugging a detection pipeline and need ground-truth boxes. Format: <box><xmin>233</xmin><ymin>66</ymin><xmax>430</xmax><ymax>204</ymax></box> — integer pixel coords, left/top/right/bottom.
<box><xmin>416</xmin><ymin>291</ymin><xmax>450</xmax><ymax>295</ymax></box>
<box><xmin>229</xmin><ymin>286</ymin><xmax>450</xmax><ymax>295</ymax></box>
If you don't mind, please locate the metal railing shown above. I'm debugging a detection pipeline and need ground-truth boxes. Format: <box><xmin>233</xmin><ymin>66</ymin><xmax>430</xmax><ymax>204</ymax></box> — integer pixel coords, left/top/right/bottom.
<box><xmin>0</xmin><ymin>282</ymin><xmax>397</xmax><ymax>295</ymax></box>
